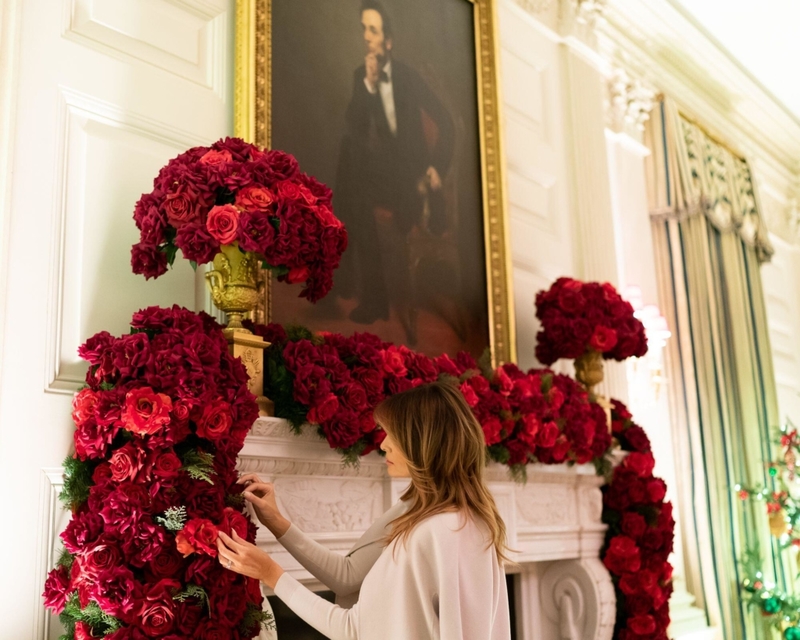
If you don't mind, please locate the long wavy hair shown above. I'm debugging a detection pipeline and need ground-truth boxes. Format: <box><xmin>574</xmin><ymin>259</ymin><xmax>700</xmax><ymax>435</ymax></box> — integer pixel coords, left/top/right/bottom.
<box><xmin>374</xmin><ymin>380</ymin><xmax>510</xmax><ymax>563</ymax></box>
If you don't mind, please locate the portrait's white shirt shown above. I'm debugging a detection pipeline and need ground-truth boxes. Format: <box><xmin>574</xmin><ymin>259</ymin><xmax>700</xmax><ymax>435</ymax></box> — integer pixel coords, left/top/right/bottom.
<box><xmin>364</xmin><ymin>60</ymin><xmax>398</xmax><ymax>136</ymax></box>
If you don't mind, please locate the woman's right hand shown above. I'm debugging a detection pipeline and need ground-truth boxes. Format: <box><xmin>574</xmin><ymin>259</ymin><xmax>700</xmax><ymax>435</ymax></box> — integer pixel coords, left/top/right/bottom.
<box><xmin>237</xmin><ymin>473</ymin><xmax>291</xmax><ymax>538</ymax></box>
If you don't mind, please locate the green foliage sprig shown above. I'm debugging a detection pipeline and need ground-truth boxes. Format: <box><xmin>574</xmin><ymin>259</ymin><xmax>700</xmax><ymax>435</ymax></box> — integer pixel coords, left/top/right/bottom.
<box><xmin>240</xmin><ymin>602</ymin><xmax>276</xmax><ymax>636</ymax></box>
<box><xmin>58</xmin><ymin>455</ymin><xmax>95</xmax><ymax>511</ymax></box>
<box><xmin>181</xmin><ymin>450</ymin><xmax>215</xmax><ymax>484</ymax></box>
<box><xmin>155</xmin><ymin>506</ymin><xmax>188</xmax><ymax>531</ymax></box>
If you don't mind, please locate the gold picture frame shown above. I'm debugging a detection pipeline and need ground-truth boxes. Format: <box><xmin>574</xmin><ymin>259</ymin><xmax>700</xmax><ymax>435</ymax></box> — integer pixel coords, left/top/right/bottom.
<box><xmin>233</xmin><ymin>0</ymin><xmax>516</xmax><ymax>364</ymax></box>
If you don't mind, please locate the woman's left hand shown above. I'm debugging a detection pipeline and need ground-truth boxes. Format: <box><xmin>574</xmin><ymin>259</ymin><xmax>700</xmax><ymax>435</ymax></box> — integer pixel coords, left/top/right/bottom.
<box><xmin>217</xmin><ymin>530</ymin><xmax>285</xmax><ymax>589</ymax></box>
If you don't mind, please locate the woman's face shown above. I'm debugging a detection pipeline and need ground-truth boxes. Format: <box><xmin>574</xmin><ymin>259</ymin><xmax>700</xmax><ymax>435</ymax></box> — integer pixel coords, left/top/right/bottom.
<box><xmin>379</xmin><ymin>430</ymin><xmax>410</xmax><ymax>478</ymax></box>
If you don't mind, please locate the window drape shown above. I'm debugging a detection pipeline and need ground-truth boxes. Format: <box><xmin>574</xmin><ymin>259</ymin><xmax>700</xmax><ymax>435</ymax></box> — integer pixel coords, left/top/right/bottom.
<box><xmin>646</xmin><ymin>98</ymin><xmax>781</xmax><ymax>639</ymax></box>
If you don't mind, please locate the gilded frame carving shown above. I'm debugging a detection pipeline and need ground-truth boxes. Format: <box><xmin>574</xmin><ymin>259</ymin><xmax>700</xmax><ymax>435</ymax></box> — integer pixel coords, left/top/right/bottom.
<box><xmin>234</xmin><ymin>0</ymin><xmax>516</xmax><ymax>364</ymax></box>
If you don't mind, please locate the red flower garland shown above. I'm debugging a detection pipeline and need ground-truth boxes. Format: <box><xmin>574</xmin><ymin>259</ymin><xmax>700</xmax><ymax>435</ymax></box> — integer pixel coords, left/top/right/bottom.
<box><xmin>534</xmin><ymin>277</ymin><xmax>648</xmax><ymax>365</ymax></box>
<box><xmin>131</xmin><ymin>137</ymin><xmax>347</xmax><ymax>302</ymax></box>
<box><xmin>43</xmin><ymin>306</ymin><xmax>267</xmax><ymax>638</ymax></box>
<box><xmin>602</xmin><ymin>400</ymin><xmax>675</xmax><ymax>640</ymax></box>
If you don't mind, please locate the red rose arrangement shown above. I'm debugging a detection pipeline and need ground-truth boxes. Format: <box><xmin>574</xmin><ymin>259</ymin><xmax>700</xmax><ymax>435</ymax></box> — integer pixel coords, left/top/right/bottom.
<box><xmin>43</xmin><ymin>306</ymin><xmax>271</xmax><ymax>638</ymax></box>
<box><xmin>534</xmin><ymin>277</ymin><xmax>648</xmax><ymax>365</ymax></box>
<box><xmin>602</xmin><ymin>400</ymin><xmax>675</xmax><ymax>640</ymax></box>
<box><xmin>131</xmin><ymin>137</ymin><xmax>347</xmax><ymax>302</ymax></box>
<box><xmin>252</xmin><ymin>322</ymin><xmax>611</xmax><ymax>472</ymax></box>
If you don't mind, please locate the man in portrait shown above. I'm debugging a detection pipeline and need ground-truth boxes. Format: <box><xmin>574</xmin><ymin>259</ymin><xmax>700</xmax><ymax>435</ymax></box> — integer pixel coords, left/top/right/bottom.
<box><xmin>334</xmin><ymin>0</ymin><xmax>455</xmax><ymax>345</ymax></box>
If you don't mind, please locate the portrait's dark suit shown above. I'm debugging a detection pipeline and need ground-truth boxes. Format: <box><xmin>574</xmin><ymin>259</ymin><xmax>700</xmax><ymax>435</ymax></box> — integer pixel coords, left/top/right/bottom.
<box><xmin>334</xmin><ymin>59</ymin><xmax>455</xmax><ymax>336</ymax></box>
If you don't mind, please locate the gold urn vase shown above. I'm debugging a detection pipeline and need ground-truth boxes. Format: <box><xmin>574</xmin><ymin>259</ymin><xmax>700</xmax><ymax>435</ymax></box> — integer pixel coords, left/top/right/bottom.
<box><xmin>205</xmin><ymin>243</ymin><xmax>273</xmax><ymax>416</ymax></box>
<box><xmin>574</xmin><ymin>349</ymin><xmax>612</xmax><ymax>431</ymax></box>
<box><xmin>205</xmin><ymin>243</ymin><xmax>261</xmax><ymax>333</ymax></box>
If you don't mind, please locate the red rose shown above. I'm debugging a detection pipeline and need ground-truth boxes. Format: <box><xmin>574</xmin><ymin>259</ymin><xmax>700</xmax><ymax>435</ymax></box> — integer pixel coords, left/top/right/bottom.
<box><xmin>83</xmin><ymin>539</ymin><xmax>123</xmax><ymax>576</ymax></box>
<box><xmin>148</xmin><ymin>547</ymin><xmax>184</xmax><ymax>579</ymax></box>
<box><xmin>90</xmin><ymin>565</ymin><xmax>141</xmax><ymax>623</ymax></box>
<box><xmin>624</xmin><ymin>451</ymin><xmax>655</xmax><ymax>478</ymax></box>
<box><xmin>200</xmin><ymin>149</ymin><xmax>232</xmax><ymax>166</ymax></box>
<box><xmin>163</xmin><ymin>184</ymin><xmax>201</xmax><ymax>228</ymax></box>
<box><xmin>205</xmin><ymin>204</ymin><xmax>240</xmax><ymax>245</ymax></box>
<box><xmin>495</xmin><ymin>367</ymin><xmax>513</xmax><ymax>396</ymax></box>
<box><xmin>603</xmin><ymin>535</ymin><xmax>641</xmax><ymax>575</ymax></box>
<box><xmin>131</xmin><ymin>242</ymin><xmax>169</xmax><ymax>280</ymax></box>
<box><xmin>176</xmin><ymin>518</ymin><xmax>218</xmax><ymax>557</ymax></box>
<box><xmin>537</xmin><ymin>421</ymin><xmax>560</xmax><ymax>448</ymax></box>
<box><xmin>175</xmin><ymin>222</ymin><xmax>219</xmax><ymax>264</ymax></box>
<box><xmin>307</xmin><ymin>393</ymin><xmax>339</xmax><ymax>424</ymax></box>
<box><xmin>139</xmin><ymin>591</ymin><xmax>177</xmax><ymax>636</ymax></box>
<box><xmin>236</xmin><ymin>186</ymin><xmax>275</xmax><ymax>211</ymax></box>
<box><xmin>72</xmin><ymin>389</ymin><xmax>99</xmax><ymax>427</ymax></box>
<box><xmin>518</xmin><ymin>413</ymin><xmax>541</xmax><ymax>447</ymax></box>
<box><xmin>110</xmin><ymin>442</ymin><xmax>146</xmax><ymax>482</ymax></box>
<box><xmin>196</xmin><ymin>399</ymin><xmax>233</xmax><ymax>441</ymax></box>
<box><xmin>646</xmin><ymin>478</ymin><xmax>667</xmax><ymax>503</ymax></box>
<box><xmin>175</xmin><ymin>601</ymin><xmax>203</xmax><ymax>635</ymax></box>
<box><xmin>122</xmin><ymin>387</ymin><xmax>172</xmax><ymax>436</ymax></box>
<box><xmin>381</xmin><ymin>346</ymin><xmax>408</xmax><ymax>377</ymax></box>
<box><xmin>43</xmin><ymin>565</ymin><xmax>71</xmax><ymax>613</ymax></box>
<box><xmin>557</xmin><ymin>279</ymin><xmax>584</xmax><ymax>313</ymax></box>
<box><xmin>482</xmin><ymin>416</ymin><xmax>503</xmax><ymax>446</ymax></box>
<box><xmin>621</xmin><ymin>512</ymin><xmax>647</xmax><ymax>539</ymax></box>
<box><xmin>74</xmin><ymin>419</ymin><xmax>118</xmax><ymax>460</ymax></box>
<box><xmin>195</xmin><ymin>620</ymin><xmax>230</xmax><ymax>640</ymax></box>
<box><xmin>622</xmin><ymin>425</ymin><xmax>651</xmax><ymax>453</ymax></box>
<box><xmin>74</xmin><ymin>621</ymin><xmax>93</xmax><ymax>640</ymax></box>
<box><xmin>340</xmin><ymin>382</ymin><xmax>368</xmax><ymax>412</ymax></box>
<box><xmin>238</xmin><ymin>210</ymin><xmax>275</xmax><ymax>253</ymax></box>
<box><xmin>219</xmin><ymin>507</ymin><xmax>249</xmax><ymax>539</ymax></box>
<box><xmin>61</xmin><ymin>511</ymin><xmax>104</xmax><ymax>554</ymax></box>
<box><xmin>287</xmin><ymin>265</ymin><xmax>310</xmax><ymax>284</ymax></box>
<box><xmin>459</xmin><ymin>381</ymin><xmax>479</xmax><ymax>407</ymax></box>
<box><xmin>628</xmin><ymin>615</ymin><xmax>656</xmax><ymax>635</ymax></box>
<box><xmin>152</xmin><ymin>450</ymin><xmax>182</xmax><ymax>478</ymax></box>
<box><xmin>589</xmin><ymin>326</ymin><xmax>618</xmax><ymax>353</ymax></box>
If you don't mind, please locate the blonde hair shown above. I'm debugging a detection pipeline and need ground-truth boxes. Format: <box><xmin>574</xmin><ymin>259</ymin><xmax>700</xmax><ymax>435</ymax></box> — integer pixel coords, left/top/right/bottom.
<box><xmin>374</xmin><ymin>380</ymin><xmax>510</xmax><ymax>563</ymax></box>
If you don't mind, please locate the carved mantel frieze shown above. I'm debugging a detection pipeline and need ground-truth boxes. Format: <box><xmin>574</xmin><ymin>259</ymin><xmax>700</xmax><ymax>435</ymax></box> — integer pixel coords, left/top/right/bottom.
<box><xmin>606</xmin><ymin>66</ymin><xmax>657</xmax><ymax>135</ymax></box>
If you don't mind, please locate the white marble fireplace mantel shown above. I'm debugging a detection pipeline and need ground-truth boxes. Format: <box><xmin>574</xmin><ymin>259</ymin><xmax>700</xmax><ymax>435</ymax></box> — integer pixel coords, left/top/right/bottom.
<box><xmin>239</xmin><ymin>418</ymin><xmax>616</xmax><ymax>640</ymax></box>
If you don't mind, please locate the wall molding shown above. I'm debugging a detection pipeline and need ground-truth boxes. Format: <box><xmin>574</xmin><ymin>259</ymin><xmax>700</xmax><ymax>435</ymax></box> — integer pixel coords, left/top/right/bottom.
<box><xmin>44</xmin><ymin>87</ymin><xmax>206</xmax><ymax>395</ymax></box>
<box><xmin>33</xmin><ymin>468</ymin><xmax>67</xmax><ymax>640</ymax></box>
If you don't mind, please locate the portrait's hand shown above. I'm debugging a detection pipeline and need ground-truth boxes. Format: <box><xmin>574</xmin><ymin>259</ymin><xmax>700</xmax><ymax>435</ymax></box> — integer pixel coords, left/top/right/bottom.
<box><xmin>217</xmin><ymin>530</ymin><xmax>285</xmax><ymax>589</ymax></box>
<box><xmin>427</xmin><ymin>166</ymin><xmax>442</xmax><ymax>191</ymax></box>
<box><xmin>365</xmin><ymin>53</ymin><xmax>380</xmax><ymax>91</ymax></box>
<box><xmin>237</xmin><ymin>473</ymin><xmax>291</xmax><ymax>538</ymax></box>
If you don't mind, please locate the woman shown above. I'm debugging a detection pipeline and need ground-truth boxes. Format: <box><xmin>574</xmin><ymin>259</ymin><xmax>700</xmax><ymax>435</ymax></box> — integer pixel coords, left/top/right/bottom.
<box><xmin>219</xmin><ymin>381</ymin><xmax>512</xmax><ymax>639</ymax></box>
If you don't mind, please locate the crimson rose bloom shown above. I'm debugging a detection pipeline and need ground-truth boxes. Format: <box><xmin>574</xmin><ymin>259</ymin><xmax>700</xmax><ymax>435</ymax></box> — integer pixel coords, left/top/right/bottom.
<box><xmin>603</xmin><ymin>535</ymin><xmax>642</xmax><ymax>575</ymax></box>
<box><xmin>589</xmin><ymin>326</ymin><xmax>618</xmax><ymax>352</ymax></box>
<box><xmin>176</xmin><ymin>518</ymin><xmax>219</xmax><ymax>557</ymax></box>
<box><xmin>131</xmin><ymin>243</ymin><xmax>168</xmax><ymax>280</ymax></box>
<box><xmin>122</xmin><ymin>387</ymin><xmax>172</xmax><ymax>436</ymax></box>
<box><xmin>110</xmin><ymin>442</ymin><xmax>146</xmax><ymax>482</ymax></box>
<box><xmin>196</xmin><ymin>399</ymin><xmax>233</xmax><ymax>441</ymax></box>
<box><xmin>205</xmin><ymin>204</ymin><xmax>240</xmax><ymax>244</ymax></box>
<box><xmin>43</xmin><ymin>565</ymin><xmax>71</xmax><ymax>614</ymax></box>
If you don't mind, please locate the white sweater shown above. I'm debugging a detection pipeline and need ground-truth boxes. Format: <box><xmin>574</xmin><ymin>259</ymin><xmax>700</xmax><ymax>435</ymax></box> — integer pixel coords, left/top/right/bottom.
<box><xmin>274</xmin><ymin>510</ymin><xmax>511</xmax><ymax>640</ymax></box>
<box><xmin>276</xmin><ymin>499</ymin><xmax>409</xmax><ymax>609</ymax></box>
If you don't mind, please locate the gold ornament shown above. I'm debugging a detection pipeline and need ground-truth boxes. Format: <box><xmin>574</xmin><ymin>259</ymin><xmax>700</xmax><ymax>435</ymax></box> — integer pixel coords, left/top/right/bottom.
<box><xmin>574</xmin><ymin>349</ymin><xmax>612</xmax><ymax>431</ymax></box>
<box><xmin>205</xmin><ymin>243</ymin><xmax>272</xmax><ymax>416</ymax></box>
<box><xmin>205</xmin><ymin>243</ymin><xmax>261</xmax><ymax>332</ymax></box>
<box><xmin>769</xmin><ymin>509</ymin><xmax>789</xmax><ymax>537</ymax></box>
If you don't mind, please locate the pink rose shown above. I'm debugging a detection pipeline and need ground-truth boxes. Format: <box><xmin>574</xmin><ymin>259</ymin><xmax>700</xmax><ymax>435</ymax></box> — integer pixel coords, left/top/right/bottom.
<box><xmin>205</xmin><ymin>204</ymin><xmax>240</xmax><ymax>245</ymax></box>
<box><xmin>122</xmin><ymin>387</ymin><xmax>172</xmax><ymax>436</ymax></box>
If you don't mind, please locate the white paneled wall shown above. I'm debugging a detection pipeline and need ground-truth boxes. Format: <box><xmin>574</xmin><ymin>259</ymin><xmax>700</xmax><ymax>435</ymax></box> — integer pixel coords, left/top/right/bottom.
<box><xmin>498</xmin><ymin>0</ymin><xmax>575</xmax><ymax>371</ymax></box>
<box><xmin>0</xmin><ymin>0</ymin><xmax>232</xmax><ymax>636</ymax></box>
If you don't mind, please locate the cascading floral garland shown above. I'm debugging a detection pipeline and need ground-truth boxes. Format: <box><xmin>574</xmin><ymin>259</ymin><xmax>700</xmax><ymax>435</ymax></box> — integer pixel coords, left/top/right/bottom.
<box><xmin>43</xmin><ymin>306</ymin><xmax>272</xmax><ymax>640</ymax></box>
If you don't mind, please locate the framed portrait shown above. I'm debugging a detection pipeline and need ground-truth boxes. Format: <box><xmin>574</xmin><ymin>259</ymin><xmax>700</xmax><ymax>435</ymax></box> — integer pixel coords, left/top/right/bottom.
<box><xmin>235</xmin><ymin>0</ymin><xmax>515</xmax><ymax>364</ymax></box>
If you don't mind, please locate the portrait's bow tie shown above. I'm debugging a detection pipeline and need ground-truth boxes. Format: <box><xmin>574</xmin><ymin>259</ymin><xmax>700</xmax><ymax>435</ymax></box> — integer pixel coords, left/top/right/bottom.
<box><xmin>379</xmin><ymin>71</ymin><xmax>390</xmax><ymax>83</ymax></box>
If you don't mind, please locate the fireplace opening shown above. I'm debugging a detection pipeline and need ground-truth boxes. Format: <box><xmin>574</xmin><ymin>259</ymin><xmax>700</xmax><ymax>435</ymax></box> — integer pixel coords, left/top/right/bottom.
<box><xmin>268</xmin><ymin>576</ymin><xmax>518</xmax><ymax>639</ymax></box>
